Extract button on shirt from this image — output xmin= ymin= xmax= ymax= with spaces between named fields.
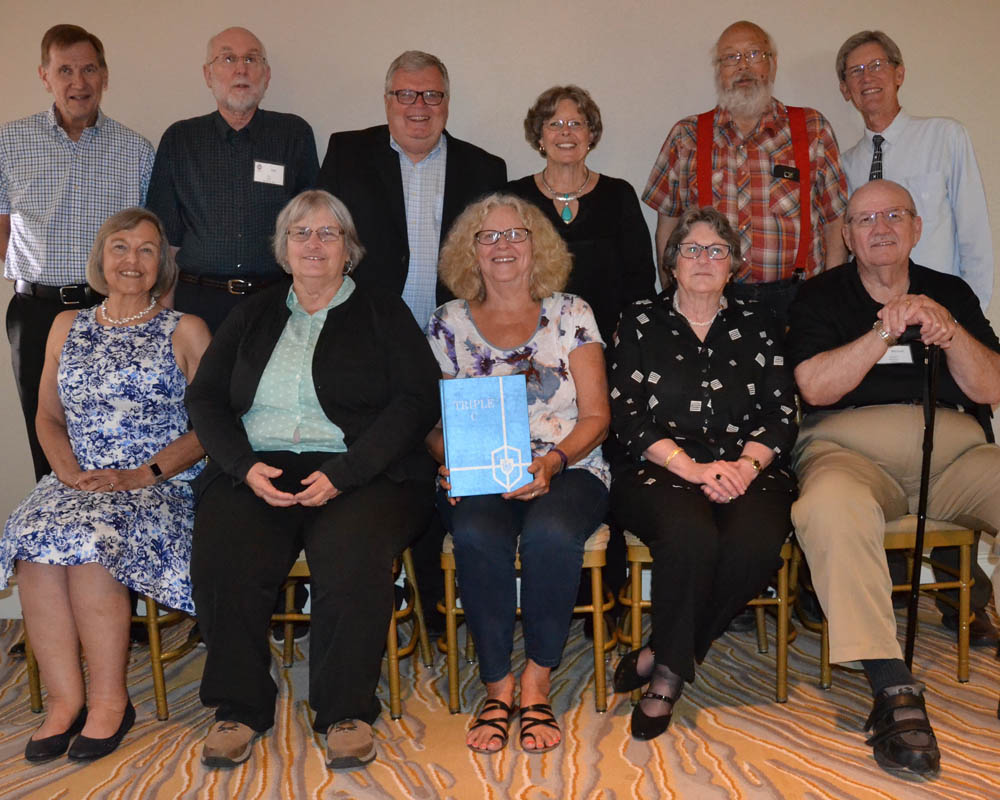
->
xmin=391 ymin=133 xmax=446 ymax=328
xmin=243 ymin=278 xmax=356 ymax=453
xmin=643 ymin=100 xmax=847 ymax=283
xmin=145 ymin=109 xmax=319 ymax=278
xmin=841 ymin=110 xmax=994 ymax=306
xmin=0 ymin=107 xmax=154 ymax=285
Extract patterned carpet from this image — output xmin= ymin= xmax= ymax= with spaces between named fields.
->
xmin=0 ymin=603 xmax=998 ymax=800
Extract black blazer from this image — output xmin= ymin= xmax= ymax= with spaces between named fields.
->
xmin=185 ymin=280 xmax=440 ymax=493
xmin=317 ymin=125 xmax=507 ymax=307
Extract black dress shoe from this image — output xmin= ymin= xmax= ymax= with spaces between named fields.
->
xmin=24 ymin=708 xmax=87 ymax=762
xmin=630 ymin=689 xmax=679 ymax=740
xmin=67 ymin=701 xmax=135 ymax=762
xmin=941 ymin=611 xmax=999 ymax=648
xmin=613 ymin=648 xmax=652 ymax=694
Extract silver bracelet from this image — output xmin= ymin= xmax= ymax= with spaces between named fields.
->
xmin=872 ymin=319 xmax=897 ymax=347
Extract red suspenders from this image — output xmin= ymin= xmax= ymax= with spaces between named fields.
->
xmin=696 ymin=106 xmax=812 ymax=274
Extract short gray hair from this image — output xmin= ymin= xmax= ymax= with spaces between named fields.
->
xmin=661 ymin=206 xmax=742 ymax=290
xmin=86 ymin=208 xmax=176 ymax=297
xmin=384 ymin=50 xmax=450 ymax=95
xmin=272 ymin=190 xmax=365 ymax=273
xmin=835 ymin=30 xmax=903 ymax=82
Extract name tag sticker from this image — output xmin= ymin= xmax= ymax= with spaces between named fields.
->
xmin=254 ymin=161 xmax=285 ymax=186
xmin=877 ymin=345 xmax=914 ymax=365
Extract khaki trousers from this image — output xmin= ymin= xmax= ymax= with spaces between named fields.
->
xmin=791 ymin=405 xmax=1000 ymax=664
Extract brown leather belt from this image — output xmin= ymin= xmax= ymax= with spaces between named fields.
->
xmin=177 ymin=272 xmax=284 ymax=296
xmin=13 ymin=280 xmax=99 ymax=306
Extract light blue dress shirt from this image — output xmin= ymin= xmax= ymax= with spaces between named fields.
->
xmin=243 ymin=278 xmax=356 ymax=452
xmin=842 ymin=110 xmax=994 ymax=306
xmin=390 ymin=132 xmax=447 ymax=329
xmin=0 ymin=106 xmax=155 ymax=285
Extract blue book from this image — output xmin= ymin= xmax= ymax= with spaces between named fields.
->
xmin=440 ymin=374 xmax=533 ymax=497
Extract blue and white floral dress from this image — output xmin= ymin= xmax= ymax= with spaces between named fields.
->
xmin=0 ymin=308 xmax=203 ymax=612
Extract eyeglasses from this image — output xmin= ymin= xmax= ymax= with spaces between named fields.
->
xmin=474 ymin=228 xmax=531 ymax=245
xmin=545 ymin=119 xmax=588 ymax=131
xmin=844 ymin=58 xmax=891 ymax=82
xmin=677 ymin=243 xmax=732 ymax=260
xmin=286 ymin=227 xmax=343 ymax=243
xmin=717 ymin=49 xmax=771 ymax=68
xmin=208 ymin=53 xmax=267 ymax=69
xmin=386 ymin=89 xmax=446 ymax=106
xmin=847 ymin=208 xmax=917 ymax=227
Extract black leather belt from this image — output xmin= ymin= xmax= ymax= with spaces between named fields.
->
xmin=177 ymin=272 xmax=284 ymax=296
xmin=13 ymin=280 xmax=99 ymax=306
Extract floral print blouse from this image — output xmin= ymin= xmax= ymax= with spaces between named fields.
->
xmin=427 ymin=292 xmax=610 ymax=487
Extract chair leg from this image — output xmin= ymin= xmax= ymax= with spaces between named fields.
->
xmin=958 ymin=543 xmax=970 ymax=682
xmin=401 ymin=548 xmax=432 ymax=667
xmin=754 ymin=606 xmax=768 ymax=654
xmin=24 ymin=633 xmax=43 ymax=714
xmin=820 ymin=617 xmax=832 ymax=690
xmin=590 ymin=566 xmax=607 ymax=712
xmin=629 ymin=560 xmax=643 ymax=704
xmin=386 ymin=603 xmax=402 ymax=720
xmin=141 ymin=596 xmax=170 ymax=721
xmin=775 ymin=554 xmax=789 ymax=703
xmin=444 ymin=563 xmax=460 ymax=714
xmin=282 ymin=581 xmax=295 ymax=669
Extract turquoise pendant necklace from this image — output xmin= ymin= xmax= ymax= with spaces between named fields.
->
xmin=540 ymin=167 xmax=590 ymax=224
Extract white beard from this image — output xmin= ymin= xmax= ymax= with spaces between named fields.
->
xmin=716 ymin=74 xmax=773 ymax=120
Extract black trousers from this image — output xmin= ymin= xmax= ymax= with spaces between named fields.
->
xmin=6 ymin=292 xmax=100 ymax=480
xmin=611 ymin=465 xmax=791 ymax=683
xmin=191 ymin=453 xmax=433 ymax=732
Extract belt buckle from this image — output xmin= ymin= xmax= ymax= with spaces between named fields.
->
xmin=227 ymin=278 xmax=251 ymax=295
xmin=58 ymin=285 xmax=83 ymax=306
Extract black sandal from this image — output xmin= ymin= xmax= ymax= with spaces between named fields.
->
xmin=630 ymin=688 xmax=680 ymax=740
xmin=864 ymin=687 xmax=940 ymax=775
xmin=519 ymin=702 xmax=561 ymax=753
xmin=467 ymin=698 xmax=517 ymax=754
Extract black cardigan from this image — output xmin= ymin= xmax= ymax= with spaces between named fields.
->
xmin=186 ymin=280 xmax=440 ymax=492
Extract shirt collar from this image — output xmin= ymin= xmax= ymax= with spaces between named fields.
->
xmin=865 ymin=108 xmax=909 ymax=146
xmin=388 ymin=130 xmax=447 ymax=163
xmin=212 ymin=108 xmax=263 ymax=142
xmin=285 ymin=275 xmax=356 ymax=316
xmin=46 ymin=104 xmax=106 ymax=136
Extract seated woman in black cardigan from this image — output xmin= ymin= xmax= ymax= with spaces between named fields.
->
xmin=186 ymin=190 xmax=439 ymax=772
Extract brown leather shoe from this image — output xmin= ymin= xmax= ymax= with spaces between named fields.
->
xmin=202 ymin=721 xmax=259 ymax=768
xmin=326 ymin=719 xmax=376 ymax=769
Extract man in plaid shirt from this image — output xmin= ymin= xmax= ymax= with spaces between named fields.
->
xmin=643 ymin=20 xmax=848 ymax=328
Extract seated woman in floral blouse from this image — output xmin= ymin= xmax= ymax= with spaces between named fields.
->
xmin=426 ymin=193 xmax=610 ymax=755
xmin=609 ymin=206 xmax=797 ymax=741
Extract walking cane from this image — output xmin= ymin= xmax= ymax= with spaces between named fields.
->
xmin=903 ymin=330 xmax=941 ymax=669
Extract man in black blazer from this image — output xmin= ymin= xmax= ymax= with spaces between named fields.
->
xmin=317 ymin=50 xmax=506 ymax=330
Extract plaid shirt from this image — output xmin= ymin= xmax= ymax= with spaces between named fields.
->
xmin=0 ymin=106 xmax=154 ymax=285
xmin=643 ymin=99 xmax=847 ymax=283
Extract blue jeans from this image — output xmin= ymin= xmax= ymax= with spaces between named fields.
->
xmin=439 ymin=469 xmax=608 ymax=683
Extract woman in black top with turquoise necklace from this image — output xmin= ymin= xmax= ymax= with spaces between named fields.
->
xmin=608 ymin=206 xmax=797 ymax=741
xmin=506 ymin=85 xmax=655 ymax=344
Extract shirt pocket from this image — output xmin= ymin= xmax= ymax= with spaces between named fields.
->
xmin=768 ymin=173 xmax=801 ymax=218
xmin=905 ymin=172 xmax=948 ymax=218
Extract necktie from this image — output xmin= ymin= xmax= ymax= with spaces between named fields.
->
xmin=869 ymin=134 xmax=885 ymax=181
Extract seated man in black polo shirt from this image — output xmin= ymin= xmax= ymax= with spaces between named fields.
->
xmin=146 ymin=26 xmax=318 ymax=332
xmin=787 ymin=180 xmax=1000 ymax=776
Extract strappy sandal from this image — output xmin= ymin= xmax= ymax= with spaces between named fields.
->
xmin=467 ymin=698 xmax=517 ymax=754
xmin=864 ymin=686 xmax=940 ymax=775
xmin=519 ymin=702 xmax=561 ymax=753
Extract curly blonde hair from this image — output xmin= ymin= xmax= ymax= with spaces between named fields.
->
xmin=438 ymin=193 xmax=572 ymax=302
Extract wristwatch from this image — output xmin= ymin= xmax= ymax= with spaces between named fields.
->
xmin=739 ymin=454 xmax=761 ymax=473
xmin=872 ymin=319 xmax=897 ymax=347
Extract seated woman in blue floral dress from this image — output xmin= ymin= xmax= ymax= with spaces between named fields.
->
xmin=0 ymin=208 xmax=211 ymax=763
xmin=426 ymin=193 xmax=610 ymax=755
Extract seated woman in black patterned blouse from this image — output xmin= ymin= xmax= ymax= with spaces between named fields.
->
xmin=608 ymin=206 xmax=797 ymax=741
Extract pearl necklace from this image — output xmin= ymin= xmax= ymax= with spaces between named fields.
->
xmin=673 ymin=293 xmax=722 ymax=327
xmin=100 ymin=297 xmax=157 ymax=326
xmin=540 ymin=167 xmax=590 ymax=223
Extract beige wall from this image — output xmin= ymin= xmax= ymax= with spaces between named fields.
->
xmin=1 ymin=0 xmax=998 ymax=520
